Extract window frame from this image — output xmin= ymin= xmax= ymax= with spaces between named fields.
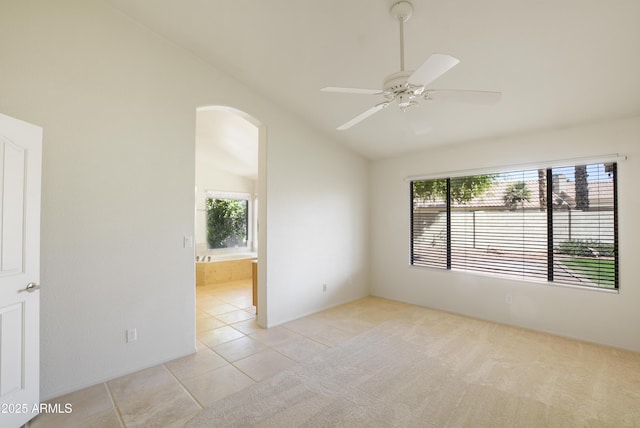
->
xmin=205 ymin=191 xmax=252 ymax=251
xmin=410 ymin=160 xmax=619 ymax=291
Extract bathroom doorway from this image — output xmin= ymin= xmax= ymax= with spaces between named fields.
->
xmin=194 ymin=106 xmax=265 ymax=327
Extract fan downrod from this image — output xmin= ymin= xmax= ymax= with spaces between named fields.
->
xmin=391 ymin=1 xmax=413 ymax=72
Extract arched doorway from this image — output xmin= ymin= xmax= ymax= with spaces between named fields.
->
xmin=194 ymin=106 xmax=267 ymax=327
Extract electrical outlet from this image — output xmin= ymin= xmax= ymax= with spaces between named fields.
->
xmin=505 ymin=294 xmax=513 ymax=304
xmin=322 ymin=283 xmax=327 ymax=292
xmin=126 ymin=328 xmax=137 ymax=343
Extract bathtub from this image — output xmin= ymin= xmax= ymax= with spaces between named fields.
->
xmin=198 ymin=252 xmax=257 ymax=262
xmin=196 ymin=253 xmax=257 ymax=286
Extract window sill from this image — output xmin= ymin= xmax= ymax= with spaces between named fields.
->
xmin=408 ymin=263 xmax=620 ymax=294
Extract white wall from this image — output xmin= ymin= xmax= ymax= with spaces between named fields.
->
xmin=264 ymin=119 xmax=370 ymax=326
xmin=0 ymin=0 xmax=369 ymax=399
xmin=371 ymin=116 xmax=640 ymax=352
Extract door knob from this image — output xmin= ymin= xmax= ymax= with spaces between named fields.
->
xmin=19 ymin=282 xmax=41 ymax=293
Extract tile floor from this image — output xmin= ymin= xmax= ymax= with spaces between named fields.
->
xmin=28 ymin=279 xmax=404 ymax=427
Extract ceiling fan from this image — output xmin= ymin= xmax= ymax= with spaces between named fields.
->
xmin=321 ymin=1 xmax=501 ymax=131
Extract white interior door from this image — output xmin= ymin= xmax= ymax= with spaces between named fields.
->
xmin=0 ymin=113 xmax=42 ymax=427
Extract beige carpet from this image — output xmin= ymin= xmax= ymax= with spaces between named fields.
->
xmin=187 ymin=309 xmax=640 ymax=427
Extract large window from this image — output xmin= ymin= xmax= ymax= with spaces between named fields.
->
xmin=206 ymin=192 xmax=249 ymax=249
xmin=411 ymin=162 xmax=618 ymax=289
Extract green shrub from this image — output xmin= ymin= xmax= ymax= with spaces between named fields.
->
xmin=556 ymin=239 xmax=614 ymax=257
xmin=207 ymin=198 xmax=248 ymax=249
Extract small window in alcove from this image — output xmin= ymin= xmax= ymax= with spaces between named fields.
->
xmin=206 ymin=192 xmax=250 ymax=249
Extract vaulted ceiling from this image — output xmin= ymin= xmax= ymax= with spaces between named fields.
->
xmin=196 ymin=108 xmax=259 ymax=181
xmin=106 ymin=0 xmax=640 ymax=160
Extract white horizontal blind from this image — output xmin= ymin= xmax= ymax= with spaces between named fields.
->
xmin=450 ymin=170 xmax=548 ymax=281
xmin=411 ymin=179 xmax=447 ymax=269
xmin=551 ymin=163 xmax=617 ymax=288
xmin=411 ymin=162 xmax=618 ymax=289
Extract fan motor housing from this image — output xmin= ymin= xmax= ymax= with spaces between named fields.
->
xmin=383 ymin=71 xmax=414 ymax=92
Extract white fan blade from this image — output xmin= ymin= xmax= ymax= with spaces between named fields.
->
xmin=426 ymin=89 xmax=502 ymax=105
xmin=321 ymin=87 xmax=382 ymax=95
xmin=337 ymin=102 xmax=389 ymax=130
xmin=408 ymin=54 xmax=459 ymax=86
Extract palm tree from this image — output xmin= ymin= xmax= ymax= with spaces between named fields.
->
xmin=537 ymin=169 xmax=546 ymax=211
xmin=504 ymin=181 xmax=532 ymax=211
xmin=575 ymin=165 xmax=589 ymax=211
